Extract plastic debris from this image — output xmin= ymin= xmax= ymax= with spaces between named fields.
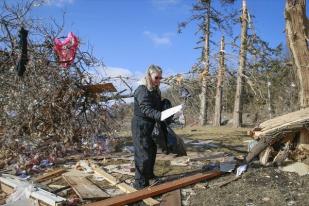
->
xmin=202 ymin=162 xmax=220 ymax=171
xmin=220 ymin=162 xmax=236 ymax=173
xmin=39 ymin=159 xmax=53 ymax=168
xmin=5 ymin=183 xmax=36 ymax=206
xmin=236 ymin=164 xmax=248 ymax=176
xmin=247 ymin=140 xmax=258 ymax=152
xmin=54 ymin=32 xmax=79 ymax=68
xmin=17 ymin=171 xmax=31 ymax=180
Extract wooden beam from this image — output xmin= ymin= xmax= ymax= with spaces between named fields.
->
xmin=259 ymin=146 xmax=272 ymax=166
xmin=35 ymin=169 xmax=67 ymax=183
xmin=41 ymin=176 xmax=63 ymax=186
xmin=85 ymin=171 xmax=221 ymax=206
xmin=62 ymin=175 xmax=109 ymax=200
xmin=0 ymin=182 xmax=14 ymax=194
xmin=88 ymin=161 xmax=159 ymax=206
xmin=160 ymin=189 xmax=181 ymax=206
xmin=82 ymin=83 xmax=117 ymax=93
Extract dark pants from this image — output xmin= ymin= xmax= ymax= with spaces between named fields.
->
xmin=132 ymin=116 xmax=157 ymax=189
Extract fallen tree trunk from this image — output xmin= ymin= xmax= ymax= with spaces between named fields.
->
xmin=258 ymin=108 xmax=309 ymax=133
xmin=247 ymin=108 xmax=309 ymax=163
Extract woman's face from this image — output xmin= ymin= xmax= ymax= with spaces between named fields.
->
xmin=150 ymin=72 xmax=162 ymax=87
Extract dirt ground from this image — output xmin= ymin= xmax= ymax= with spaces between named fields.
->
xmin=160 ymin=126 xmax=309 ymax=206
xmin=191 ymin=165 xmax=309 ymax=206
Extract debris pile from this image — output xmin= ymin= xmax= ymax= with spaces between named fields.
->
xmin=247 ymin=108 xmax=309 ymax=166
xmin=0 ymin=136 xmax=249 ymax=206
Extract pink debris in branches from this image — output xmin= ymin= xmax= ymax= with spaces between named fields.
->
xmin=54 ymin=32 xmax=79 ymax=68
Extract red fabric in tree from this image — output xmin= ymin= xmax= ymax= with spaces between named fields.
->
xmin=54 ymin=32 xmax=79 ymax=68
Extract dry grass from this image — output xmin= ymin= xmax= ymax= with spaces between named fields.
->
xmin=175 ymin=125 xmax=251 ymax=145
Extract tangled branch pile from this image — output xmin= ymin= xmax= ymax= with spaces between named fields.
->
xmin=0 ymin=1 xmax=121 ymax=167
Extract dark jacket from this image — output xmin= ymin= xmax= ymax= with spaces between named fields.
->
xmin=133 ymin=85 xmax=161 ymax=121
xmin=132 ymin=85 xmax=162 ymax=188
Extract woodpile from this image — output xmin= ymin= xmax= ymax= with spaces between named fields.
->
xmin=247 ymin=108 xmax=309 ymax=165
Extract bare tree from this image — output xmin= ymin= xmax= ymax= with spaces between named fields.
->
xmin=213 ymin=36 xmax=225 ymax=126
xmin=179 ymin=0 xmax=237 ymax=126
xmin=285 ymin=0 xmax=309 ymax=108
xmin=199 ymin=0 xmax=211 ymax=126
xmin=233 ymin=0 xmax=248 ymax=128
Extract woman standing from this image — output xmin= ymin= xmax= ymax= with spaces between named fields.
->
xmin=132 ymin=64 xmax=163 ymax=189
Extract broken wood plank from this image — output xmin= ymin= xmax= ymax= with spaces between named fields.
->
xmin=62 ymin=175 xmax=109 ymax=200
xmin=170 ymin=157 xmax=190 ymax=166
xmin=51 ymin=185 xmax=71 ymax=194
xmin=298 ymin=129 xmax=309 ymax=152
xmin=104 ymin=164 xmax=135 ymax=176
xmin=82 ymin=83 xmax=117 ymax=93
xmin=79 ymin=160 xmax=94 ymax=173
xmin=0 ymin=182 xmax=14 ymax=194
xmin=247 ymin=130 xmax=262 ymax=139
xmin=253 ymin=119 xmax=308 ymax=139
xmin=88 ymin=161 xmax=159 ymax=206
xmin=160 ymin=189 xmax=181 ymax=206
xmin=35 ymin=168 xmax=67 ymax=183
xmin=259 ymin=146 xmax=273 ymax=166
xmin=42 ymin=176 xmax=63 ymax=186
xmin=252 ymin=131 xmax=262 ymax=139
xmin=246 ymin=127 xmax=302 ymax=163
xmin=273 ymin=141 xmax=291 ymax=165
xmin=0 ymin=193 xmax=7 ymax=206
xmin=259 ymin=108 xmax=309 ymax=130
xmin=247 ymin=108 xmax=309 ymax=141
xmin=85 ymin=171 xmax=221 ymax=206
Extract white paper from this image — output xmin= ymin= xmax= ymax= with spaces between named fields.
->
xmin=161 ymin=104 xmax=183 ymax=121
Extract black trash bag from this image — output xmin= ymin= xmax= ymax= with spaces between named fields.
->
xmin=152 ymin=98 xmax=187 ymax=156
xmin=16 ymin=27 xmax=28 ymax=77
xmin=152 ymin=123 xmax=187 ymax=156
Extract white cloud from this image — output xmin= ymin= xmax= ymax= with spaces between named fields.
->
xmin=151 ymin=0 xmax=181 ymax=10
xmin=143 ymin=31 xmax=174 ymax=46
xmin=101 ymin=66 xmax=133 ymax=78
xmin=44 ymin=0 xmax=74 ymax=7
xmin=91 ymin=66 xmax=144 ymax=95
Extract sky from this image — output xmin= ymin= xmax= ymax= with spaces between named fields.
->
xmin=6 ymin=0 xmax=309 ymax=87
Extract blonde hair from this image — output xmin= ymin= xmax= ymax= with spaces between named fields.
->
xmin=141 ymin=64 xmax=163 ymax=91
xmin=147 ymin=64 xmax=162 ymax=76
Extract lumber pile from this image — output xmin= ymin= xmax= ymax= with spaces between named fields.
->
xmin=247 ymin=108 xmax=309 ymax=165
xmin=85 ymin=170 xmax=221 ymax=206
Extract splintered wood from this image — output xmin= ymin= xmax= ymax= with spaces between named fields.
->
xmin=85 ymin=161 xmax=160 ymax=206
xmin=82 ymin=83 xmax=117 ymax=93
xmin=249 ymin=108 xmax=309 ymax=140
xmin=62 ymin=175 xmax=109 ymax=200
xmin=247 ymin=108 xmax=309 ymax=164
xmin=160 ymin=189 xmax=181 ymax=206
xmin=35 ymin=169 xmax=67 ymax=183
